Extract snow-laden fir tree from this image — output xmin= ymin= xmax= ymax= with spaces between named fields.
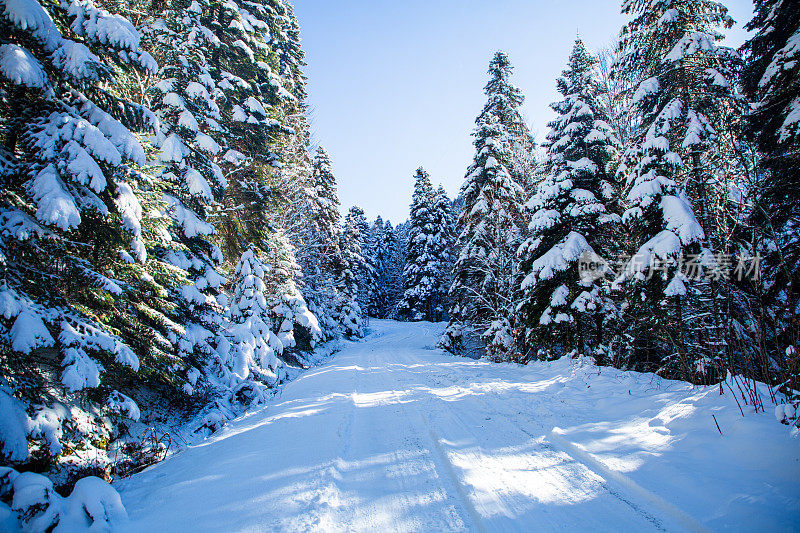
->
xmin=740 ymin=0 xmax=800 ymax=370
xmin=200 ymin=230 xmax=320 ymax=431
xmin=518 ymin=38 xmax=620 ymax=361
xmin=430 ymin=185 xmax=456 ymax=321
xmin=479 ymin=51 xmax=538 ymax=194
xmin=374 ymin=220 xmax=405 ymax=317
xmin=294 ymin=146 xmax=344 ymax=339
xmin=336 ymin=207 xmax=367 ymax=338
xmin=742 ymin=1 xmax=800 ymax=196
xmin=441 ymin=53 xmax=530 ymax=359
xmin=143 ymin=0 xmax=233 ymax=385
xmin=612 ymin=0 xmax=741 ymax=379
xmin=398 ymin=168 xmax=438 ymax=321
xmin=197 ymin=0 xmax=291 ymax=262
xmin=346 ymin=205 xmax=375 ymax=316
xmin=259 ymin=230 xmax=322 ymax=353
xmin=441 ymin=113 xmax=526 ymax=360
xmin=228 ymin=245 xmax=287 ymax=399
xmin=0 ymin=0 xmax=174 ymax=465
xmin=367 ymin=216 xmax=397 ymax=318
xmin=392 ymin=221 xmax=410 ymax=310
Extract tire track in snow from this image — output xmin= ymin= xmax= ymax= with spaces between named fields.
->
xmin=417 ymin=411 xmax=488 ymax=533
xmin=380 ymin=347 xmax=488 ymax=533
xmin=547 ymin=428 xmax=712 ymax=533
xmin=411 ymin=350 xmax=709 ymax=532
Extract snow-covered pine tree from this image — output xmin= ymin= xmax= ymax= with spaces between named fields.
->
xmin=0 ymin=0 xmax=179 ymax=466
xmin=518 ymin=38 xmax=620 ymax=361
xmin=389 ymin=221 xmax=409 ymax=316
xmin=296 ymin=146 xmax=344 ymax=340
xmin=613 ymin=0 xmax=741 ymax=380
xmin=268 ymin=1 xmax=316 ymax=259
xmin=367 ymin=216 xmax=393 ymax=318
xmin=441 ymin=52 xmax=529 ymax=359
xmin=430 ymin=185 xmax=456 ymax=322
xmin=346 ymin=205 xmax=374 ymax=315
xmin=337 ymin=208 xmax=367 ymax=338
xmin=143 ymin=0 xmax=234 ymax=389
xmin=479 ymin=51 xmax=538 ymax=195
xmin=441 ymin=113 xmax=526 ymax=359
xmin=197 ymin=0 xmax=291 ymax=262
xmin=259 ymin=230 xmax=322 ymax=354
xmin=228 ymin=245 xmax=286 ymax=401
xmin=270 ymin=1 xmax=307 ymax=104
xmin=740 ymin=0 xmax=800 ymax=367
xmin=399 ymin=168 xmax=438 ymax=321
xmin=741 ymin=1 xmax=800 ymax=205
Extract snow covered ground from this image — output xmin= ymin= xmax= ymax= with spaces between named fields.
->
xmin=116 ymin=320 xmax=799 ymax=532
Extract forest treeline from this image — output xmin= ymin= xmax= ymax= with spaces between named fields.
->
xmin=0 ymin=0 xmax=797 ymax=503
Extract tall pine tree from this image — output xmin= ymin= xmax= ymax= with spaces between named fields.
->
xmin=613 ymin=0 xmax=740 ymax=379
xmin=518 ymin=38 xmax=619 ymax=360
xmin=399 ymin=168 xmax=438 ymax=321
xmin=741 ymin=0 xmax=800 ymax=366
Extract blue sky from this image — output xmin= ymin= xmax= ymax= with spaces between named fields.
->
xmin=292 ymin=0 xmax=755 ymax=224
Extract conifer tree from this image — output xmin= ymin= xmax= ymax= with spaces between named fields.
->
xmin=399 ymin=168 xmax=438 ymax=321
xmin=144 ymin=0 xmax=231 ymax=373
xmin=441 ymin=113 xmax=526 ymax=359
xmin=740 ymin=0 xmax=800 ymax=363
xmin=0 ymin=0 xmax=185 ymax=463
xmin=613 ymin=0 xmax=740 ymax=378
xmin=229 ymin=245 xmax=286 ymax=392
xmin=294 ymin=146 xmax=343 ymax=339
xmin=430 ymin=185 xmax=456 ymax=321
xmin=367 ymin=216 xmax=396 ymax=318
xmin=347 ymin=205 xmax=375 ymax=315
xmin=518 ymin=38 xmax=619 ymax=360
xmin=390 ymin=221 xmax=409 ymax=316
xmin=196 ymin=0 xmax=291 ymax=262
xmin=741 ymin=1 xmax=800 ymax=203
xmin=478 ymin=52 xmax=537 ymax=194
xmin=337 ymin=208 xmax=367 ymax=338
xmin=441 ymin=53 xmax=529 ymax=359
xmin=260 ymin=230 xmax=322 ymax=352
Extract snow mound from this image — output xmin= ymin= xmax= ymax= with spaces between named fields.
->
xmin=0 ymin=467 xmax=127 ymax=531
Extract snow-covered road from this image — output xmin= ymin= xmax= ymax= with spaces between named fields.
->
xmin=116 ymin=320 xmax=799 ymax=532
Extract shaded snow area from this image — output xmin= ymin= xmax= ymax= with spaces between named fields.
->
xmin=115 ymin=321 xmax=798 ymax=532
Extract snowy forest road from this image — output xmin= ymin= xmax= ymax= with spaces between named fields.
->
xmin=116 ymin=320 xmax=795 ymax=532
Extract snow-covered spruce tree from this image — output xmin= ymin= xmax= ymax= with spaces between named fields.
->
xmin=196 ymin=0 xmax=291 ymax=263
xmin=479 ymin=51 xmax=537 ymax=195
xmin=226 ymin=236 xmax=320 ymax=408
xmin=347 ymin=205 xmax=374 ymax=316
xmin=227 ymin=245 xmax=286 ymax=404
xmin=612 ymin=0 xmax=741 ymax=380
xmin=260 ymin=230 xmax=322 ymax=354
xmin=430 ymin=185 xmax=456 ymax=321
xmin=518 ymin=38 xmax=620 ymax=361
xmin=398 ymin=167 xmax=437 ymax=321
xmin=441 ymin=53 xmax=530 ymax=359
xmin=294 ymin=146 xmax=344 ymax=340
xmin=740 ymin=0 xmax=800 ymax=376
xmin=441 ymin=113 xmax=526 ymax=360
xmin=367 ymin=216 xmax=393 ymax=318
xmin=142 ymin=0 xmax=234 ymax=392
xmin=387 ymin=221 xmax=408 ymax=318
xmin=391 ymin=221 xmax=410 ymax=316
xmin=268 ymin=1 xmax=316 ymax=254
xmin=336 ymin=207 xmax=367 ymax=338
xmin=0 ymin=0 xmax=180 ymax=469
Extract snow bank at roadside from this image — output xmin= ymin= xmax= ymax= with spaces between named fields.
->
xmin=471 ymin=354 xmax=800 ymax=531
